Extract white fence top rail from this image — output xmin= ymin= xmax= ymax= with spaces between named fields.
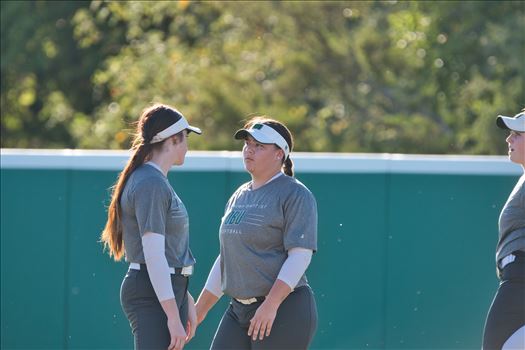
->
xmin=0 ymin=149 xmax=522 ymax=175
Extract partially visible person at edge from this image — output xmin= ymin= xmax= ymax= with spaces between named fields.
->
xmin=195 ymin=116 xmax=318 ymax=350
xmin=482 ymin=110 xmax=525 ymax=350
xmin=101 ymin=104 xmax=202 ymax=350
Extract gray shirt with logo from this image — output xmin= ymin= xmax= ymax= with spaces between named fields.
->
xmin=120 ymin=164 xmax=195 ymax=267
xmin=496 ymin=174 xmax=525 ymax=267
xmin=219 ymin=174 xmax=318 ymax=299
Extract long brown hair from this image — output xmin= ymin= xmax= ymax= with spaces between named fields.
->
xmin=243 ymin=116 xmax=295 ymax=176
xmin=101 ymin=104 xmax=184 ymax=260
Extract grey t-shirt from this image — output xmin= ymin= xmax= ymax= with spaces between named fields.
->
xmin=120 ymin=164 xmax=195 ymax=267
xmin=219 ymin=174 xmax=318 ymax=299
xmin=496 ymin=174 xmax=525 ymax=266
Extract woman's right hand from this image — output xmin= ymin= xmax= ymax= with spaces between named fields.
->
xmin=160 ymin=298 xmax=187 ymax=350
xmin=195 ymin=289 xmax=220 ymax=325
xmin=167 ymin=317 xmax=187 ymax=350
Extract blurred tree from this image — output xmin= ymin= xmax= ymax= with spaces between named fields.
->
xmin=1 ymin=0 xmax=523 ymax=154
xmin=1 ymin=1 xmax=97 ymax=148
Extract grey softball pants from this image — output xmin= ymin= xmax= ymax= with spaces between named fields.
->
xmin=210 ymin=285 xmax=318 ymax=350
xmin=120 ymin=268 xmax=189 ymax=350
xmin=483 ymin=252 xmax=525 ymax=350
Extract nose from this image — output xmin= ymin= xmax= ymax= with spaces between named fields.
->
xmin=506 ymin=134 xmax=513 ymax=144
xmin=243 ymin=143 xmax=254 ymax=155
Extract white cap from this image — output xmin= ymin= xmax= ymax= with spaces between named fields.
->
xmin=496 ymin=112 xmax=525 ymax=132
xmin=234 ymin=122 xmax=290 ymax=158
xmin=150 ymin=113 xmax=202 ymax=144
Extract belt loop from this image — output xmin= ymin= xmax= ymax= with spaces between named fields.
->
xmin=180 ymin=265 xmax=194 ymax=276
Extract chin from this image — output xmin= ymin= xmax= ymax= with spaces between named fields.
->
xmin=243 ymin=161 xmax=253 ymax=172
xmin=509 ymin=154 xmax=524 ymax=165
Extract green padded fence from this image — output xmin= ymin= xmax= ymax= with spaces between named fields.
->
xmin=1 ymin=150 xmax=521 ymax=350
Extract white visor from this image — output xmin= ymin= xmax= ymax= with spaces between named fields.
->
xmin=496 ymin=112 xmax=525 ymax=133
xmin=234 ymin=123 xmax=290 ymax=158
xmin=150 ymin=115 xmax=202 ymax=144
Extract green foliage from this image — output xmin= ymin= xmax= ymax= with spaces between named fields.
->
xmin=1 ymin=0 xmax=523 ymax=154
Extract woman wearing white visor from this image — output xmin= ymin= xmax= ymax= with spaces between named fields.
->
xmin=483 ymin=110 xmax=525 ymax=350
xmin=101 ymin=103 xmax=201 ymax=350
xmin=196 ymin=117 xmax=318 ymax=349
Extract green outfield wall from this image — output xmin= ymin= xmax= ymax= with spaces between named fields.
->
xmin=1 ymin=149 xmax=522 ymax=350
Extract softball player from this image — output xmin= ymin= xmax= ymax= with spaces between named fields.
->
xmin=482 ymin=111 xmax=525 ymax=350
xmin=195 ymin=116 xmax=318 ymax=349
xmin=101 ymin=104 xmax=202 ymax=350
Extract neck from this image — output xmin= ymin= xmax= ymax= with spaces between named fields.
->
xmin=148 ymin=154 xmax=171 ymax=176
xmin=251 ymin=168 xmax=282 ymax=190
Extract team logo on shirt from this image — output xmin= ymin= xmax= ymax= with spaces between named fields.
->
xmin=222 ymin=207 xmax=265 ymax=228
xmin=223 ymin=210 xmax=246 ymax=225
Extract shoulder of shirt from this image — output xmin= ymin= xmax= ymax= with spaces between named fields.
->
xmin=233 ymin=181 xmax=252 ymax=194
xmin=226 ymin=182 xmax=248 ymax=201
xmin=130 ymin=166 xmax=169 ymax=190
xmin=277 ymin=174 xmax=314 ymax=196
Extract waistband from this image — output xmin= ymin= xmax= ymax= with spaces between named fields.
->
xmin=234 ymin=296 xmax=266 ymax=305
xmin=129 ymin=263 xmax=193 ymax=277
xmin=232 ymin=286 xmax=310 ymax=305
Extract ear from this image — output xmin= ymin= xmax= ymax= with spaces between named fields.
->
xmin=275 ymin=148 xmax=284 ymax=161
xmin=170 ymin=133 xmax=184 ymax=145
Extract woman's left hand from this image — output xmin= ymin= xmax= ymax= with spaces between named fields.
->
xmin=248 ymin=299 xmax=279 ymax=341
xmin=185 ymin=293 xmax=198 ymax=343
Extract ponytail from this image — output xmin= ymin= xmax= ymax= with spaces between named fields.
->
xmin=101 ymin=103 xmax=188 ymax=260
xmin=101 ymin=143 xmax=151 ymax=260
xmin=282 ymin=156 xmax=294 ymax=177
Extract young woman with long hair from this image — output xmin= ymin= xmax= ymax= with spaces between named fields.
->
xmin=101 ymin=103 xmax=202 ymax=350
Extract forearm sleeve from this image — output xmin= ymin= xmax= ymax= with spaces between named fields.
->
xmin=204 ymin=255 xmax=223 ymax=298
xmin=277 ymin=247 xmax=313 ymax=290
xmin=142 ymin=232 xmax=175 ymax=302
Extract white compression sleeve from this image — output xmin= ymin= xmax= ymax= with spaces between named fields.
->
xmin=142 ymin=232 xmax=175 ymax=302
xmin=277 ymin=247 xmax=313 ymax=290
xmin=204 ymin=255 xmax=224 ymax=298
xmin=502 ymin=325 xmax=525 ymax=350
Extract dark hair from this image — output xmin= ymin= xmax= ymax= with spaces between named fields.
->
xmin=243 ymin=116 xmax=295 ymax=176
xmin=101 ymin=104 xmax=184 ymax=260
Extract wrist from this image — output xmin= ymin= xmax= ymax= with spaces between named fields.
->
xmin=160 ymin=298 xmax=181 ymax=321
xmin=187 ymin=291 xmax=195 ymax=303
xmin=167 ymin=316 xmax=183 ymax=328
xmin=263 ymin=296 xmax=282 ymax=309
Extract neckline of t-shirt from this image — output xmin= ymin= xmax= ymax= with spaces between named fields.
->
xmin=248 ymin=172 xmax=284 ymax=191
xmin=144 ymin=161 xmax=165 ymax=176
